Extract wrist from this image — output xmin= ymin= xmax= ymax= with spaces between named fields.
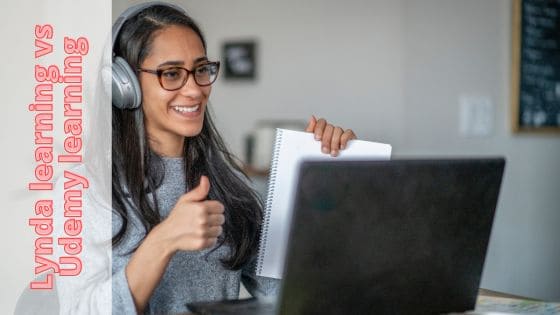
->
xmin=125 ymin=221 xmax=175 ymax=314
xmin=144 ymin=222 xmax=176 ymax=260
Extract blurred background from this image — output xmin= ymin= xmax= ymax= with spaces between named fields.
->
xmin=112 ymin=0 xmax=560 ymax=301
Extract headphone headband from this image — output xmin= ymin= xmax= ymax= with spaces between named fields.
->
xmin=112 ymin=1 xmax=186 ymax=52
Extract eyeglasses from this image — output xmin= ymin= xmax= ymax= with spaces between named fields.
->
xmin=138 ymin=61 xmax=220 ymax=90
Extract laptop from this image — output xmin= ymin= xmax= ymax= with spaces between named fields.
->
xmin=187 ymin=158 xmax=505 ymax=315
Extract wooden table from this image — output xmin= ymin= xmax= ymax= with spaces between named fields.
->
xmin=475 ymin=288 xmax=559 ymax=314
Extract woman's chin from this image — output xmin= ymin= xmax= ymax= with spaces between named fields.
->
xmin=179 ymin=125 xmax=204 ymax=138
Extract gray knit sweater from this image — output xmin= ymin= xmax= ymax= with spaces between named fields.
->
xmin=112 ymin=157 xmax=278 ymax=314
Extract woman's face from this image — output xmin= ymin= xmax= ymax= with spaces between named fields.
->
xmin=139 ymin=25 xmax=211 ymax=156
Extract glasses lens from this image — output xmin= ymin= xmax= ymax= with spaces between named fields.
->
xmin=194 ymin=63 xmax=219 ymax=86
xmin=160 ymin=68 xmax=187 ymax=90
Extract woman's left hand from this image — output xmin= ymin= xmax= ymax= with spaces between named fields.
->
xmin=305 ymin=115 xmax=357 ymax=157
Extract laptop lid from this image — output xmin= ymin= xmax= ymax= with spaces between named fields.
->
xmin=278 ymin=158 xmax=505 ymax=315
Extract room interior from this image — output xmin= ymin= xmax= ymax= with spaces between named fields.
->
xmin=111 ymin=0 xmax=560 ymax=302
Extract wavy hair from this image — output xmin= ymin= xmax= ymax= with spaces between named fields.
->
xmin=112 ymin=4 xmax=263 ymax=270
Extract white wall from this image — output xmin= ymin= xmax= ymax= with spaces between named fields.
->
xmin=400 ymin=0 xmax=560 ymax=301
xmin=113 ymin=0 xmax=560 ymax=300
xmin=114 ymin=0 xmax=407 ymax=152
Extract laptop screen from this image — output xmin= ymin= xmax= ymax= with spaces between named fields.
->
xmin=279 ymin=159 xmax=505 ymax=314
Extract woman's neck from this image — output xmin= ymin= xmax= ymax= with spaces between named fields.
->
xmin=148 ymin=136 xmax=184 ymax=157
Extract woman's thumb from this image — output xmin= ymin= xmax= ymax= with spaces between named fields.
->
xmin=183 ymin=175 xmax=210 ymax=202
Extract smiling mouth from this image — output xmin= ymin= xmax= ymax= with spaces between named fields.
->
xmin=172 ymin=105 xmax=200 ymax=113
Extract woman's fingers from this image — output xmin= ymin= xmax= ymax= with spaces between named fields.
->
xmin=314 ymin=118 xmax=327 ymax=140
xmin=330 ymin=127 xmax=344 ymax=156
xmin=165 ymin=189 xmax=226 ymax=251
xmin=207 ymin=213 xmax=225 ymax=226
xmin=321 ymin=124 xmax=334 ymax=154
xmin=306 ymin=116 xmax=358 ymax=155
xmin=203 ymin=225 xmax=223 ymax=238
xmin=340 ymin=129 xmax=357 ymax=150
xmin=305 ymin=115 xmax=317 ymax=132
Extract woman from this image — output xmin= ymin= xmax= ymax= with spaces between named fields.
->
xmin=111 ymin=3 xmax=357 ymax=314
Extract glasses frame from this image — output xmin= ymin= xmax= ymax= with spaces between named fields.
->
xmin=137 ymin=61 xmax=220 ymax=91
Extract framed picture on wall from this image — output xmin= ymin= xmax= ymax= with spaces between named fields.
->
xmin=222 ymin=40 xmax=257 ymax=80
xmin=511 ymin=0 xmax=560 ymax=133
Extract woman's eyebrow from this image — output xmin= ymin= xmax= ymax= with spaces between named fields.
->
xmin=157 ymin=60 xmax=184 ymax=67
xmin=157 ymin=57 xmax=208 ymax=68
xmin=193 ymin=56 xmax=208 ymax=64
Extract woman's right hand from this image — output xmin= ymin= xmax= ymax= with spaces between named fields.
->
xmin=126 ymin=176 xmax=224 ymax=313
xmin=156 ymin=175 xmax=225 ymax=253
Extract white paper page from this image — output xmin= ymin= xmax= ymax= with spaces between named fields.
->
xmin=257 ymin=128 xmax=392 ymax=278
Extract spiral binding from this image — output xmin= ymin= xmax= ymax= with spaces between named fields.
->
xmin=256 ymin=128 xmax=284 ymax=275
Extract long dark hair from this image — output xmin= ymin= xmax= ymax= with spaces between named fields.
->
xmin=112 ymin=4 xmax=263 ymax=270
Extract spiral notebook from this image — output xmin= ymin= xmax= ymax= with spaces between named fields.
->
xmin=256 ymin=128 xmax=392 ymax=279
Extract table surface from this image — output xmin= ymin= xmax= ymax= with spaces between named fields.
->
xmin=475 ymin=289 xmax=560 ymax=314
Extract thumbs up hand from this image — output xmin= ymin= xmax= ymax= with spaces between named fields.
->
xmin=156 ymin=176 xmax=225 ymax=252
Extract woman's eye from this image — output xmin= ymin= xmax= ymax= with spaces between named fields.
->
xmin=162 ymin=69 xmax=182 ymax=80
xmin=195 ymin=66 xmax=210 ymax=75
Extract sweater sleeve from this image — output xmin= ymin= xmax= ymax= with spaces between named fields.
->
xmin=112 ymin=266 xmax=138 ymax=314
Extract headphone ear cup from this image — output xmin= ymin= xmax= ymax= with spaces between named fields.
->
xmin=112 ymin=56 xmax=142 ymax=109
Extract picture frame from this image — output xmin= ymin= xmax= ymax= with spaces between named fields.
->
xmin=222 ymin=40 xmax=257 ymax=80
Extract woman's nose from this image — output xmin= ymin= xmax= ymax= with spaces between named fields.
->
xmin=178 ymin=73 xmax=203 ymax=98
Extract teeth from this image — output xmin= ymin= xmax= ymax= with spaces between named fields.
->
xmin=173 ymin=105 xmax=199 ymax=113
